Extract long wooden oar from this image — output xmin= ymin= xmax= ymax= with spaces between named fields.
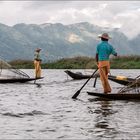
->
xmin=72 ymin=69 xmax=98 ymax=99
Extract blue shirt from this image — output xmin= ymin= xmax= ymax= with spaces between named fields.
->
xmin=96 ymin=41 xmax=117 ymax=61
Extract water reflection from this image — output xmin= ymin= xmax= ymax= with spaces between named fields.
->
xmin=88 ymin=99 xmax=118 ymax=138
xmin=35 ymin=83 xmax=42 ymax=88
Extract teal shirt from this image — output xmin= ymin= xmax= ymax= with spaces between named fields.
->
xmin=96 ymin=41 xmax=117 ymax=61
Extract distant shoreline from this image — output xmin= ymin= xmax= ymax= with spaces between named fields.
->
xmin=9 ymin=55 xmax=140 ymax=69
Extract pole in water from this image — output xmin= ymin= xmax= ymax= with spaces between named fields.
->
xmin=72 ymin=69 xmax=98 ymax=99
xmin=93 ymin=77 xmax=98 ymax=87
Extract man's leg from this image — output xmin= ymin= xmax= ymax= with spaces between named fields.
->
xmin=99 ymin=67 xmax=111 ymax=93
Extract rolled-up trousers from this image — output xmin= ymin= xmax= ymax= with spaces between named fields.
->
xmin=34 ymin=60 xmax=41 ymax=78
xmin=98 ymin=61 xmax=111 ymax=93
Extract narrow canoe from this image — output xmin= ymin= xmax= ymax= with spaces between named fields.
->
xmin=65 ymin=70 xmax=135 ymax=85
xmin=0 ymin=77 xmax=43 ymax=83
xmin=65 ymin=70 xmax=93 ymax=79
xmin=87 ymin=91 xmax=140 ymax=100
xmin=108 ymin=75 xmax=134 ymax=85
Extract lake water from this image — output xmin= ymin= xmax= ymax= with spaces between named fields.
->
xmin=0 ymin=69 xmax=140 ymax=139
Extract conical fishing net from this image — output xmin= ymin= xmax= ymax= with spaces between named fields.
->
xmin=0 ymin=57 xmax=30 ymax=79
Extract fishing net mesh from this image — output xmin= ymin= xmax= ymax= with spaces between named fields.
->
xmin=0 ymin=58 xmax=30 ymax=79
xmin=118 ymin=75 xmax=140 ymax=94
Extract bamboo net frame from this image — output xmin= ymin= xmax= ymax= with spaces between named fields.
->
xmin=0 ymin=57 xmax=30 ymax=79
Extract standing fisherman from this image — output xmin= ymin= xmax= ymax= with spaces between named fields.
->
xmin=96 ymin=33 xmax=117 ymax=93
xmin=34 ymin=48 xmax=42 ymax=78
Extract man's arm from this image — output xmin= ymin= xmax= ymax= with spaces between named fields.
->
xmin=111 ymin=45 xmax=117 ymax=56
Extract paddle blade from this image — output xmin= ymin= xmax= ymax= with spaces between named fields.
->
xmin=72 ymin=90 xmax=80 ymax=99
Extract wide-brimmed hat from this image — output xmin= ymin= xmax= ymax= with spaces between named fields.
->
xmin=98 ymin=33 xmax=111 ymax=40
xmin=35 ymin=48 xmax=41 ymax=52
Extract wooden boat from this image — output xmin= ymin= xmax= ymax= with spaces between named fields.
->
xmin=65 ymin=70 xmax=95 ymax=79
xmin=65 ymin=70 xmax=135 ymax=85
xmin=87 ymin=91 xmax=140 ymax=100
xmin=108 ymin=75 xmax=134 ymax=85
xmin=0 ymin=77 xmax=43 ymax=83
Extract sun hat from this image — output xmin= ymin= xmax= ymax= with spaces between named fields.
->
xmin=98 ymin=33 xmax=111 ymax=40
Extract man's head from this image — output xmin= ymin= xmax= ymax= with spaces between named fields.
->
xmin=98 ymin=33 xmax=111 ymax=41
xmin=35 ymin=48 xmax=41 ymax=52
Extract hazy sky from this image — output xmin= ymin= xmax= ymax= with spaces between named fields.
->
xmin=0 ymin=1 xmax=140 ymax=38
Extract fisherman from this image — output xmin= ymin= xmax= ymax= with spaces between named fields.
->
xmin=34 ymin=48 xmax=42 ymax=78
xmin=96 ymin=33 xmax=117 ymax=93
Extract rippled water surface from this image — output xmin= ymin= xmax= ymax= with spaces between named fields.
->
xmin=0 ymin=69 xmax=140 ymax=139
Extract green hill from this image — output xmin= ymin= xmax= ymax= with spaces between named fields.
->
xmin=9 ymin=55 xmax=140 ymax=69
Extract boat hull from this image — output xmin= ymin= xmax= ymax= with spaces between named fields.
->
xmin=0 ymin=77 xmax=43 ymax=83
xmin=108 ymin=75 xmax=134 ymax=85
xmin=65 ymin=70 xmax=92 ymax=79
xmin=65 ymin=70 xmax=135 ymax=85
xmin=87 ymin=91 xmax=140 ymax=100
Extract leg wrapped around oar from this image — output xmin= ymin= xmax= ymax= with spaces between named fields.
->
xmin=99 ymin=66 xmax=111 ymax=93
xmin=34 ymin=60 xmax=41 ymax=78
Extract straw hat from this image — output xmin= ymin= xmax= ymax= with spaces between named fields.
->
xmin=98 ymin=33 xmax=111 ymax=40
xmin=35 ymin=48 xmax=41 ymax=52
